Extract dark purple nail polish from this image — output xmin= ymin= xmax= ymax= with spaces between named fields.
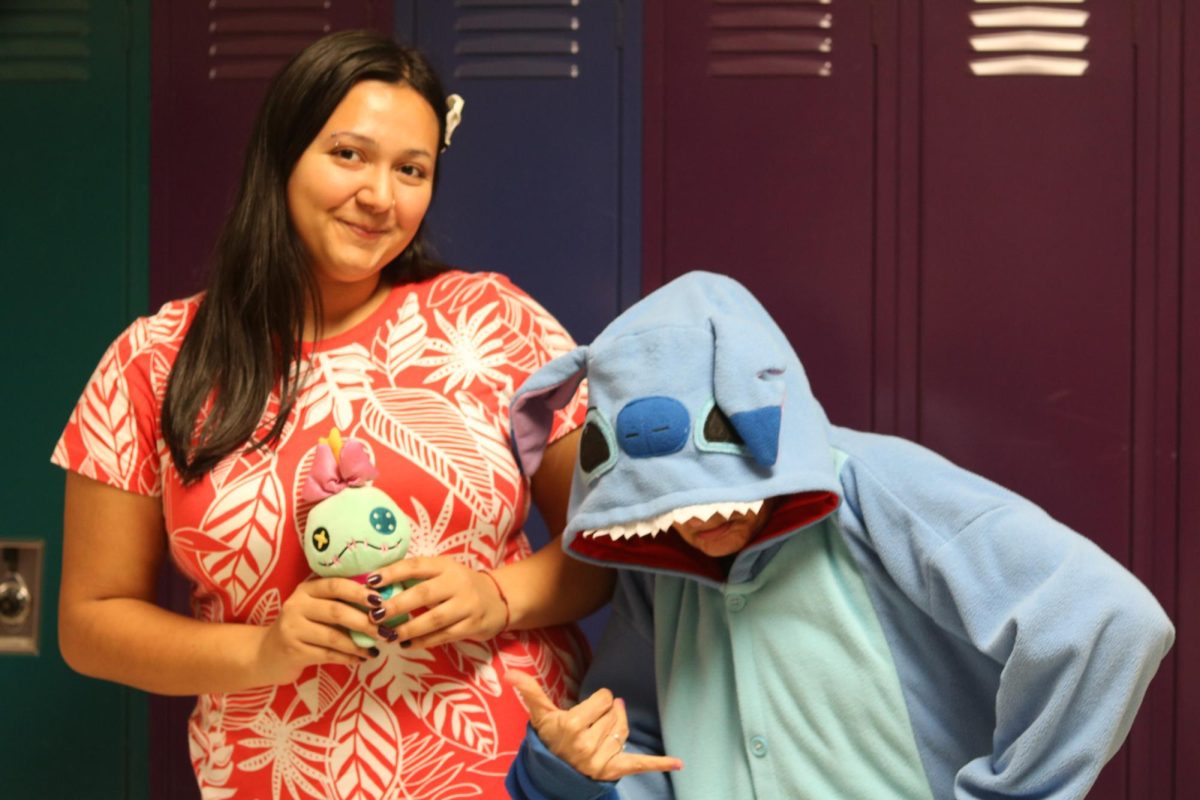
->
xmin=379 ymin=625 xmax=399 ymax=641
xmin=366 ymin=574 xmax=382 ymax=587
xmin=370 ymin=607 xmax=386 ymax=622
xmin=367 ymin=594 xmax=383 ymax=607
xmin=368 ymin=647 xmax=381 ymax=658
xmin=400 ymin=639 xmax=412 ymax=648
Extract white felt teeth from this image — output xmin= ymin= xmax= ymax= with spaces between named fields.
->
xmin=582 ymin=499 xmax=765 ymax=540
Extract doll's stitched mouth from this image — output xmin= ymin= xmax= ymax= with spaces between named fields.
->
xmin=315 ymin=538 xmax=406 ymax=568
xmin=581 ymin=499 xmax=764 ymax=540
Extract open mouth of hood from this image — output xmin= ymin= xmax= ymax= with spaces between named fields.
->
xmin=581 ymin=499 xmax=765 ymax=540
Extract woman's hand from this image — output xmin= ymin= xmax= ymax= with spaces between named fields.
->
xmin=372 ymin=556 xmax=508 ymax=649
xmin=507 ymin=672 xmax=683 ymax=782
xmin=252 ymin=577 xmax=385 ymax=685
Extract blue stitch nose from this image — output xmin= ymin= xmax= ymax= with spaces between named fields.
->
xmin=616 ymin=396 xmax=690 ymax=458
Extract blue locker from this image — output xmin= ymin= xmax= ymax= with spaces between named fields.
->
xmin=396 ymin=0 xmax=641 ymax=346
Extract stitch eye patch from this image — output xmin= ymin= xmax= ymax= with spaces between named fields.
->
xmin=579 ymin=408 xmax=618 ymax=479
xmin=695 ymin=398 xmax=751 ymax=456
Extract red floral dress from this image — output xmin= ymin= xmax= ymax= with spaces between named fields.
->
xmin=53 ymin=271 xmax=590 ymax=800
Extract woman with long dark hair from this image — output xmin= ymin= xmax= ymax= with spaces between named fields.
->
xmin=54 ymin=30 xmax=610 ymax=799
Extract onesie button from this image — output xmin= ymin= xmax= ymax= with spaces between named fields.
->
xmin=749 ymin=736 xmax=768 ymax=757
xmin=726 ymin=593 xmax=746 ymax=612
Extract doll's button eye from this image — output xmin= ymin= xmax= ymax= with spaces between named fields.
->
xmin=312 ymin=527 xmax=330 ymax=552
xmin=370 ymin=507 xmax=397 ymax=534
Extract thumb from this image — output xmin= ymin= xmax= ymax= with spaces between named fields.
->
xmin=505 ymin=671 xmax=561 ymax=723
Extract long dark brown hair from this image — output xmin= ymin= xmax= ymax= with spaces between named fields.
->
xmin=163 ymin=30 xmax=451 ymax=482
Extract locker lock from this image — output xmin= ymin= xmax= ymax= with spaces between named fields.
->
xmin=0 ymin=548 xmax=31 ymax=627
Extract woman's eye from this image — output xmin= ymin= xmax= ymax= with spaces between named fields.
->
xmin=397 ymin=164 xmax=426 ymax=180
xmin=334 ymin=148 xmax=361 ymax=162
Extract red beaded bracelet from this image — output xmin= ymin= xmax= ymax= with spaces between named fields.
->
xmin=480 ymin=570 xmax=510 ymax=633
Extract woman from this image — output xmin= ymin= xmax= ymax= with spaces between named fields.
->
xmin=54 ymin=30 xmax=611 ymax=799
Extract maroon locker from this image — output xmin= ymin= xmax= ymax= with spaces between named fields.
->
xmin=1178 ymin=0 xmax=1199 ymax=794
xmin=644 ymin=1 xmax=1180 ymax=797
xmin=644 ymin=0 xmax=878 ymax=430
xmin=148 ymin=3 xmax=391 ymax=796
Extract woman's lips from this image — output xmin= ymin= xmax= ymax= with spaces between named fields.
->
xmin=340 ymin=219 xmax=390 ymax=239
xmin=692 ymin=521 xmax=736 ymax=540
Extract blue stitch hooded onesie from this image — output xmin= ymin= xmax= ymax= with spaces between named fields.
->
xmin=505 ymin=271 xmax=1174 ymax=800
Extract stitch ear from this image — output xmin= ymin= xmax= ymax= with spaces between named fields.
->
xmin=710 ymin=313 xmax=787 ymax=467
xmin=510 ymin=346 xmax=589 ymax=475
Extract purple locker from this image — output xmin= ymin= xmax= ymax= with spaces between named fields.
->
xmin=1178 ymin=0 xmax=1199 ymax=792
xmin=644 ymin=0 xmax=878 ymax=431
xmin=644 ymin=1 xmax=1180 ymax=797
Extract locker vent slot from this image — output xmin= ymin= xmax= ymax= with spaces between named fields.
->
xmin=453 ymin=0 xmax=580 ymax=79
xmin=208 ymin=0 xmax=333 ymax=81
xmin=969 ymin=1 xmax=1090 ymax=77
xmin=708 ymin=0 xmax=833 ymax=78
xmin=0 ymin=0 xmax=91 ymax=82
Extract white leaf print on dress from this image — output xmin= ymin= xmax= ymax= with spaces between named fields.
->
xmin=455 ymin=390 xmax=520 ymax=497
xmin=363 ymin=388 xmax=501 ymax=521
xmin=362 ymin=646 xmax=436 ymax=713
xmin=375 ymin=291 xmax=428 ymax=381
xmin=296 ymin=662 xmax=358 ymax=720
xmin=419 ymin=678 xmax=499 ymax=756
xmin=492 ymin=278 xmax=577 ymax=373
xmin=239 ymin=705 xmax=337 ymax=800
xmin=125 ymin=299 xmax=191 ymax=360
xmin=328 ymin=687 xmax=402 ymax=800
xmin=407 ymin=495 xmax=501 ymax=569
xmin=498 ymin=628 xmax=586 ymax=709
xmin=175 ymin=465 xmax=284 ymax=614
xmin=415 ymin=303 xmax=513 ymax=394
xmin=79 ymin=350 xmax=138 ymax=484
xmin=393 ymin=730 xmax=471 ymax=800
xmin=190 ymin=704 xmax=237 ymax=800
xmin=298 ymin=344 xmax=374 ymax=431
xmin=446 ymin=639 xmax=503 ymax=697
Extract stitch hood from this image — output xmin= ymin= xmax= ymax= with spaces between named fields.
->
xmin=511 ymin=271 xmax=840 ymax=583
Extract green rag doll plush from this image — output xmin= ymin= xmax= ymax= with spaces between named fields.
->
xmin=301 ymin=428 xmax=416 ymax=648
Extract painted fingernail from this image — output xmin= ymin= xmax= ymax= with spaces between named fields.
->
xmin=367 ymin=593 xmax=383 ymax=607
xmin=368 ymin=647 xmax=381 ymax=658
xmin=366 ymin=574 xmax=383 ymax=587
xmin=378 ymin=625 xmax=399 ymax=642
xmin=673 ymin=760 xmax=684 ymax=771
xmin=400 ymin=639 xmax=412 ymax=648
xmin=370 ymin=607 xmax=387 ymax=622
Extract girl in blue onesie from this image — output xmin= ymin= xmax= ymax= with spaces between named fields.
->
xmin=503 ymin=271 xmax=1174 ymax=800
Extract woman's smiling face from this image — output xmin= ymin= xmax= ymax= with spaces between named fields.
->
xmin=286 ymin=79 xmax=440 ymax=292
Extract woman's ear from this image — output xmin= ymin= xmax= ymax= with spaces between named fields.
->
xmin=510 ymin=346 xmax=589 ymax=475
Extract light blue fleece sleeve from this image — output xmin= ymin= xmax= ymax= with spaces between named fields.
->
xmin=833 ymin=429 xmax=1175 ymax=799
xmin=506 ymin=571 xmax=672 ymax=800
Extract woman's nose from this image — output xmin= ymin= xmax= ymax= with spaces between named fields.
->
xmin=356 ymin=170 xmax=395 ymax=213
